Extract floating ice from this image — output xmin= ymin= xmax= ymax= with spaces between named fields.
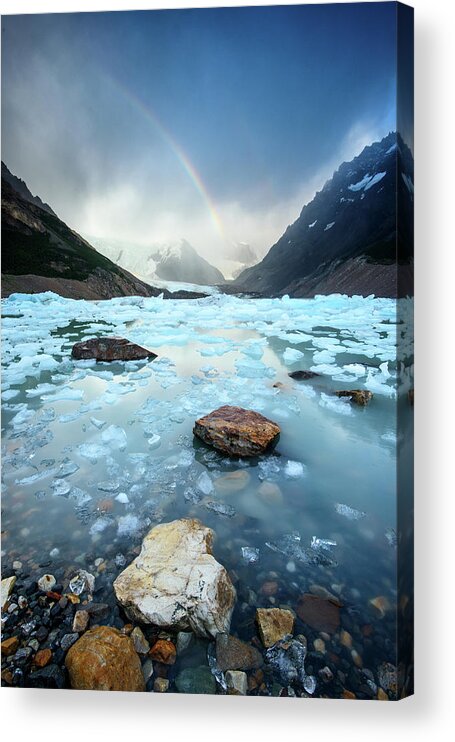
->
xmin=324 ymin=221 xmax=335 ymax=231
xmin=90 ymin=417 xmax=106 ymax=429
xmin=319 ymin=393 xmax=353 ymax=416
xmin=101 ymin=425 xmax=128 ymax=450
xmin=117 ymin=514 xmax=140 ymax=537
xmin=147 ymin=434 xmax=161 ymax=449
xmin=283 ymin=348 xmax=304 ymax=366
xmin=335 ymin=503 xmax=366 ymax=520
xmin=235 ymin=358 xmax=275 ymax=379
xmin=197 ymin=471 xmax=214 ymax=495
xmin=311 ymin=536 xmax=337 ymax=552
xmin=58 ymin=461 xmax=80 ymax=478
xmin=284 ymin=460 xmax=307 ymax=479
xmin=205 ymin=500 xmax=236 ymax=517
xmin=78 ymin=442 xmax=108 ymax=463
xmin=241 ymin=546 xmax=260 ymax=564
xmin=51 ymin=479 xmax=71 ymax=497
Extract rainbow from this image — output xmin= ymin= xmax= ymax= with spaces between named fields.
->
xmin=102 ymin=73 xmax=227 ymax=241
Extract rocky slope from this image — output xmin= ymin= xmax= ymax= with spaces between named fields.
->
xmin=1 ymin=167 xmax=205 ymax=300
xmin=234 ymin=132 xmax=413 ymax=298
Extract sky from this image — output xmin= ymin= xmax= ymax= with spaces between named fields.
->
xmin=1 ymin=3 xmax=398 ymax=264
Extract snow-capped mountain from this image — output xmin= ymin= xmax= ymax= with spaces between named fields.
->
xmin=234 ymin=132 xmax=413 ymax=297
xmin=90 ymin=237 xmax=224 ymax=286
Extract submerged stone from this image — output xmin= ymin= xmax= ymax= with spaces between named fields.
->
xmin=175 ymin=665 xmax=216 ymax=695
xmin=296 ymin=594 xmax=341 ymax=634
xmin=113 ymin=518 xmax=236 ymax=639
xmin=193 ymin=405 xmax=280 ymax=457
xmin=288 ymin=370 xmax=319 ymax=380
xmin=215 ymin=633 xmax=263 ymax=671
xmin=71 ymin=336 xmax=157 ymax=362
xmin=334 ymin=389 xmax=373 ymax=406
xmin=256 ymin=607 xmax=294 ymax=648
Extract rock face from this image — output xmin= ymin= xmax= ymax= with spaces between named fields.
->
xmin=296 ymin=594 xmax=341 ymax=634
xmin=256 ymin=608 xmax=295 ymax=648
xmin=71 ymin=336 xmax=156 ymax=362
xmin=334 ymin=390 xmax=373 ymax=406
xmin=193 ymin=405 xmax=280 ymax=457
xmin=113 ymin=518 xmax=236 ymax=639
xmin=65 ymin=626 xmax=145 ymax=692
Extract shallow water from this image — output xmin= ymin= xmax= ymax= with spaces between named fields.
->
xmin=1 ymin=290 xmax=413 ymax=694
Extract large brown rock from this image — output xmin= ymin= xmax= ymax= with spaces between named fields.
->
xmin=256 ymin=608 xmax=294 ymax=648
xmin=71 ymin=336 xmax=156 ymax=362
xmin=113 ymin=518 xmax=236 ymax=639
xmin=65 ymin=626 xmax=145 ymax=691
xmin=215 ymin=633 xmax=263 ymax=671
xmin=296 ymin=594 xmax=341 ymax=634
xmin=193 ymin=405 xmax=280 ymax=457
xmin=334 ymin=390 xmax=373 ymax=406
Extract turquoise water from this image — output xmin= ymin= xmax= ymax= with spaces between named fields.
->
xmin=1 ymin=291 xmax=413 ymax=693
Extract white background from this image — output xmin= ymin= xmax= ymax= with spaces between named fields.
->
xmin=0 ymin=0 xmax=454 ymax=739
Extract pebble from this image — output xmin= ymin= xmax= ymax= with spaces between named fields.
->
xmin=37 ymin=574 xmax=56 ymax=592
xmin=286 ymin=561 xmax=296 ymax=573
xmin=225 ymin=670 xmax=248 ymax=695
xmin=34 ymin=648 xmax=53 ymax=668
xmin=176 ymin=631 xmax=193 ymax=655
xmin=72 ymin=610 xmax=89 ymax=633
xmin=141 ymin=658 xmax=154 ymax=683
xmin=17 ymin=596 xmax=28 ymax=610
xmin=60 ymin=633 xmax=79 ymax=652
xmin=313 ymin=638 xmax=326 ymax=653
xmin=1 ymin=636 xmax=19 ymax=656
xmin=131 ymin=626 xmax=150 ymax=654
xmin=351 ymin=649 xmax=363 ymax=668
xmin=153 ymin=677 xmax=169 ymax=693
xmin=13 ymin=561 xmax=22 ymax=571
xmin=340 ymin=629 xmax=353 ymax=648
xmin=149 ymin=639 xmax=176 ymax=665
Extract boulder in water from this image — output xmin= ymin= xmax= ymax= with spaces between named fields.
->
xmin=193 ymin=405 xmax=280 ymax=457
xmin=71 ymin=336 xmax=156 ymax=362
xmin=113 ymin=518 xmax=236 ymax=639
xmin=334 ymin=389 xmax=373 ymax=406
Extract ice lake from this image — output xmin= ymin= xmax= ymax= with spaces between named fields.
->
xmin=1 ymin=289 xmax=413 ymax=694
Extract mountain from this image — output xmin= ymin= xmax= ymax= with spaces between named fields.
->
xmin=91 ymin=237 xmax=225 ymax=286
xmin=234 ymin=132 xmax=414 ymax=298
xmin=216 ymin=242 xmax=258 ymax=281
xmin=1 ymin=165 xmax=205 ymax=300
xmin=1 ymin=162 xmax=57 ymax=217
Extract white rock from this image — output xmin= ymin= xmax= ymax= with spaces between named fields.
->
xmin=1 ymin=576 xmax=16 ymax=610
xmin=37 ymin=574 xmax=56 ymax=592
xmin=114 ymin=518 xmax=236 ymax=639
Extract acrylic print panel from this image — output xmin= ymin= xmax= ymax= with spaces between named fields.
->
xmin=0 ymin=2 xmax=414 ymax=699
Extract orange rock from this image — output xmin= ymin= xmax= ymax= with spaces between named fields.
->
xmin=260 ymin=580 xmax=279 ymax=597
xmin=1 ymin=636 xmax=19 ymax=656
xmin=1 ymin=669 xmax=13 ymax=685
xmin=377 ymin=687 xmax=389 ymax=700
xmin=369 ymin=596 xmax=392 ymax=618
xmin=34 ymin=648 xmax=52 ymax=668
xmin=149 ymin=639 xmax=177 ymax=665
xmin=342 ymin=689 xmax=357 ymax=699
xmin=65 ymin=593 xmax=80 ymax=604
xmin=65 ymin=626 xmax=145 ymax=691
xmin=97 ymin=498 xmax=113 ymax=513
xmin=193 ymin=405 xmax=280 ymax=457
xmin=334 ymin=390 xmax=373 ymax=406
xmin=340 ymin=629 xmax=353 ymax=648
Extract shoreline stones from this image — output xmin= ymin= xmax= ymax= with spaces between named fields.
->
xmin=193 ymin=405 xmax=280 ymax=457
xmin=113 ymin=518 xmax=236 ymax=639
xmin=334 ymin=390 xmax=373 ymax=406
xmin=65 ymin=626 xmax=145 ymax=692
xmin=1 ymin=576 xmax=16 ymax=610
xmin=215 ymin=633 xmax=263 ymax=671
xmin=71 ymin=336 xmax=157 ymax=362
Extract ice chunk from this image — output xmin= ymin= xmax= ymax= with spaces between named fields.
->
xmin=196 ymin=471 xmax=214 ymax=495
xmin=90 ymin=417 xmax=106 ymax=429
xmin=117 ymin=514 xmax=140 ymax=537
xmin=205 ymin=500 xmax=236 ymax=518
xmin=78 ymin=442 xmax=108 ymax=463
xmin=258 ymin=456 xmax=281 ymax=481
xmin=283 ymin=348 xmax=304 ymax=366
xmin=89 ymin=517 xmax=113 ymax=536
xmin=311 ymin=536 xmax=337 ymax=552
xmin=58 ymin=461 xmax=80 ymax=478
xmin=241 ymin=546 xmax=260 ymax=564
xmin=42 ymin=388 xmax=84 ymax=402
xmin=115 ymin=492 xmax=129 ymax=504
xmin=284 ymin=460 xmax=307 ymax=479
xmin=2 ymin=389 xmax=19 ymax=401
xmin=235 ymin=358 xmax=275 ymax=379
xmin=147 ymin=434 xmax=161 ymax=449
xmin=51 ymin=479 xmax=72 ymax=497
xmin=335 ymin=503 xmax=366 ymax=520
xmin=101 ymin=425 xmax=128 ymax=451
xmin=319 ymin=392 xmax=353 ymax=416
